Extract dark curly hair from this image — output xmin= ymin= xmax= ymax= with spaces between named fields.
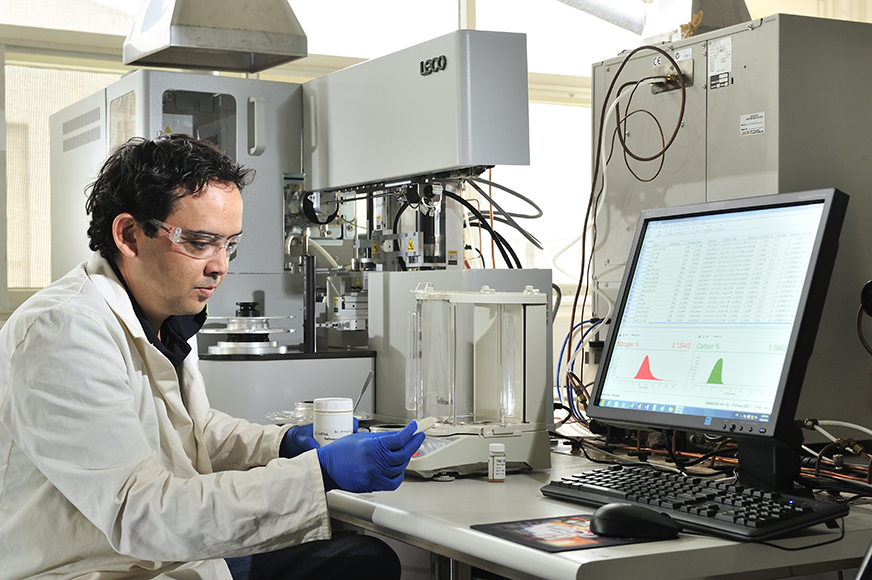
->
xmin=85 ymin=134 xmax=254 ymax=259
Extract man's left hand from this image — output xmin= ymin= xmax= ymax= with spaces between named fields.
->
xmin=279 ymin=418 xmax=360 ymax=458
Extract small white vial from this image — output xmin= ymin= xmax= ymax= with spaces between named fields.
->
xmin=313 ymin=397 xmax=354 ymax=446
xmin=488 ymin=443 xmax=506 ymax=482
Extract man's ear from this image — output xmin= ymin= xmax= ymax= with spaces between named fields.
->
xmin=112 ymin=213 xmax=139 ymax=258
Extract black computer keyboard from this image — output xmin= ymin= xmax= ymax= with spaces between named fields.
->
xmin=540 ymin=464 xmax=849 ymax=541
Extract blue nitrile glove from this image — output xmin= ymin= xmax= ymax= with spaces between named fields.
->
xmin=316 ymin=421 xmax=425 ymax=492
xmin=280 ymin=424 xmax=319 ymax=458
xmin=280 ymin=418 xmax=360 ymax=458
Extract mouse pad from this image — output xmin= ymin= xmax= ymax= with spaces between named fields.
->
xmin=471 ymin=515 xmax=661 ymax=552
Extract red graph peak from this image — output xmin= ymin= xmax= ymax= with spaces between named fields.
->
xmin=634 ymin=355 xmax=662 ymax=381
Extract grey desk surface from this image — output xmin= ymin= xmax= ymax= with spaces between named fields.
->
xmin=327 ymin=450 xmax=872 ymax=580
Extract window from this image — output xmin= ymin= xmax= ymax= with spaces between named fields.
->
xmin=5 ymin=66 xmax=121 ymax=288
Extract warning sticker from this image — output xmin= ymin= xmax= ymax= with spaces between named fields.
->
xmin=740 ymin=112 xmax=765 ymax=136
xmin=708 ymin=37 xmax=732 ymax=90
xmin=407 ymin=238 xmax=415 ymax=252
xmin=372 ymin=240 xmax=380 ymax=254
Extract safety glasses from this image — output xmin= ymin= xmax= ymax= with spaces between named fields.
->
xmin=148 ymin=219 xmax=242 ymax=260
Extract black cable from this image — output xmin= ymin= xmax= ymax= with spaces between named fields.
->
xmin=662 ymin=430 xmax=739 ymax=470
xmin=552 ymin=283 xmax=562 ymax=324
xmin=759 ymin=518 xmax=845 ymax=551
xmin=390 ymin=201 xmax=411 ymax=271
xmin=796 ymin=473 xmax=872 ymax=499
xmin=579 ymin=440 xmax=622 ymax=466
xmin=467 ymin=176 xmax=544 ymax=219
xmin=392 ymin=201 xmax=410 ymax=252
xmin=467 ymin=220 xmax=522 ymax=269
xmin=443 ymin=191 xmax=514 ymax=269
xmin=463 ymin=211 xmax=544 ymax=251
xmin=465 ymin=179 xmax=544 ymax=250
xmin=614 ymin=58 xmax=686 ymax=163
xmin=489 ymin=227 xmax=522 ymax=269
xmin=464 ymin=244 xmax=486 ymax=268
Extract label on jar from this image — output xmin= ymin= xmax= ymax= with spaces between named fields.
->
xmin=488 ymin=454 xmax=506 ymax=482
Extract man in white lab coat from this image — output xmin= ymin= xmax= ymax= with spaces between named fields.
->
xmin=0 ymin=134 xmax=424 ymax=579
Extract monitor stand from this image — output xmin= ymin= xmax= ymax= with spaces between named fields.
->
xmin=735 ymin=426 xmax=803 ymax=492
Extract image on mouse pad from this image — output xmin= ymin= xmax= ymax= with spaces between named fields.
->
xmin=471 ymin=515 xmax=664 ymax=552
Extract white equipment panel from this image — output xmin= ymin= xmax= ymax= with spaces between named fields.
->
xmin=303 ymin=30 xmax=530 ymax=192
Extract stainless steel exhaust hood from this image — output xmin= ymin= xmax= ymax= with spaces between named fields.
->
xmin=123 ymin=0 xmax=307 ymax=73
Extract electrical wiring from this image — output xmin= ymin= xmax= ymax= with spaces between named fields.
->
xmin=464 ymin=211 xmax=543 ymax=250
xmin=615 ymin=77 xmax=685 ymax=163
xmin=595 ymin=77 xmax=664 ymax=225
xmin=465 ymin=244 xmax=486 ymax=269
xmin=566 ymin=49 xmax=686 ymax=389
xmin=807 ymin=421 xmax=872 ymax=484
xmin=611 ymin=78 xmax=668 ymax=174
xmin=565 ymin=316 xmax=607 ymax=408
xmin=467 ymin=176 xmax=544 ymax=220
xmin=571 ymin=426 xmax=872 ymax=497
xmin=550 ymin=79 xmax=660 ymax=281
xmin=663 ymin=431 xmax=738 ymax=470
xmin=569 ymin=321 xmax=601 ymax=375
xmin=655 ymin=431 xmax=872 ymax=491
xmin=555 ymin=319 xmax=603 ymax=418
xmin=551 ymin=283 xmax=562 ymax=324
xmin=466 ymin=221 xmax=522 ymax=269
xmin=443 ymin=191 xmax=515 ymax=268
xmin=555 ymin=320 xmax=592 ymax=403
xmin=612 ymin=108 xmax=666 ymax=183
xmin=464 ymin=179 xmax=544 ymax=250
xmin=487 ymin=168 xmax=496 ymax=269
xmin=390 ymin=189 xmax=520 ymax=269
xmin=576 ymin=438 xmax=725 ymax=478
xmin=565 ymin=327 xmax=600 ymax=416
xmin=796 ymin=472 xmax=872 ymax=506
xmin=759 ymin=519 xmax=845 ymax=552
xmin=557 ymin=424 xmax=872 ymax=544
xmin=555 ymin=318 xmax=598 ymax=396
xmin=461 ymin=193 xmax=480 ymax=268
xmin=564 ymin=78 xmax=654 ymax=340
xmin=392 ymin=201 xmax=411 ymax=249
xmin=574 ymin=76 xmax=672 ymax=329
xmin=437 ymin=176 xmax=544 ymax=271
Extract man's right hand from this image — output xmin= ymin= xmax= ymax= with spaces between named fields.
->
xmin=316 ymin=422 xmax=425 ymax=492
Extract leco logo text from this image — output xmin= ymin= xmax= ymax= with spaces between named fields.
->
xmin=420 ymin=55 xmax=447 ymax=76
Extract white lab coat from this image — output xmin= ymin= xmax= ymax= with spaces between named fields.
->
xmin=0 ymin=253 xmax=331 ymax=579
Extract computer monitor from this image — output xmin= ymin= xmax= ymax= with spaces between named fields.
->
xmin=587 ymin=188 xmax=848 ymax=491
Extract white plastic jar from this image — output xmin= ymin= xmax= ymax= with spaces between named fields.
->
xmin=488 ymin=443 xmax=506 ymax=482
xmin=313 ymin=397 xmax=354 ymax=446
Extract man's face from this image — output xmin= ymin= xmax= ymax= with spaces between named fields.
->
xmin=131 ymin=181 xmax=243 ymax=331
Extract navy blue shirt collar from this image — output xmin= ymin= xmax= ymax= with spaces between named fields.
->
xmin=109 ymin=259 xmax=207 ymax=368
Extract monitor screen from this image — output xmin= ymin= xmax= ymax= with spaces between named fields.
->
xmin=587 ymin=189 xmax=847 ymax=443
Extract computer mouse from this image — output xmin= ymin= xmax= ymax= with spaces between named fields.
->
xmin=589 ymin=503 xmax=683 ymax=539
